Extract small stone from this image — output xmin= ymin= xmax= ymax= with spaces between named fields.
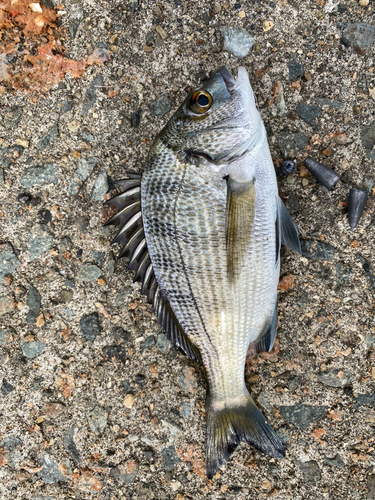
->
xmin=2 ymin=436 xmax=22 ymax=468
xmin=275 ymin=82 xmax=287 ymax=117
xmin=277 ymin=132 xmax=308 ymax=158
xmin=63 ymin=427 xmax=80 ymax=464
xmin=82 ymin=75 xmax=104 ymax=116
xmin=21 ymin=341 xmax=45 ymax=359
xmin=263 ymin=20 xmax=274 ymax=31
xmin=77 ymin=264 xmax=102 ymax=282
xmin=80 ymin=128 xmax=95 ymax=143
xmin=341 ymin=170 xmax=353 ymax=183
xmin=288 ymin=60 xmax=305 ymax=80
xmin=357 ymin=254 xmax=375 ymax=289
xmin=80 ymin=312 xmax=101 ymax=343
xmin=342 ymin=23 xmax=375 ymax=55
xmin=27 ymin=224 xmax=54 ymax=261
xmin=357 ymin=393 xmax=375 ymax=407
xmin=26 ymin=285 xmax=41 ymax=324
xmin=0 ymin=294 xmax=15 ymax=316
xmin=103 ymin=345 xmax=126 ymax=363
xmin=178 ymin=366 xmax=197 ymax=393
xmin=140 ymin=335 xmax=155 ymax=351
xmin=213 ymin=1 xmax=221 ymax=13
xmin=368 ymin=475 xmax=375 ymax=500
xmin=87 ymin=406 xmax=108 ymax=434
xmin=316 ymin=370 xmax=352 ymax=387
xmin=315 ymin=98 xmax=345 ymax=110
xmin=150 ymin=95 xmax=171 ymax=117
xmin=20 ymin=164 xmax=58 ymax=188
xmin=361 ymin=121 xmax=375 ymax=150
xmin=280 ymin=404 xmax=326 ymax=430
xmin=111 ymin=461 xmax=139 ymax=484
xmin=131 ymin=108 xmax=141 ymax=128
xmin=300 ymin=240 xmax=335 ymax=260
xmin=0 ymin=243 xmax=20 ymax=282
xmin=257 ymin=391 xmax=272 ymax=413
xmin=37 ymin=123 xmax=59 ymax=150
xmin=1 ymin=145 xmax=24 ymax=168
xmin=124 ymin=394 xmax=135 ymax=408
xmin=296 ymin=104 xmax=321 ymax=130
xmin=157 ymin=333 xmax=170 ymax=352
xmin=285 ymin=194 xmax=299 ymax=214
xmin=90 ymin=172 xmax=108 ymax=201
xmin=61 ymin=289 xmax=73 ymax=303
xmin=1 ymin=378 xmax=15 ymax=395
xmin=3 ymin=106 xmax=23 ymax=128
xmin=37 ymin=455 xmax=67 ymax=484
xmin=155 ymin=25 xmax=167 ymax=40
xmin=324 ymin=455 xmax=345 ymax=468
xmin=298 ymin=460 xmax=321 ymax=484
xmin=220 ymin=26 xmax=254 ymax=58
xmin=67 ymin=157 xmax=100 ymax=196
xmin=161 ymin=445 xmax=181 ymax=471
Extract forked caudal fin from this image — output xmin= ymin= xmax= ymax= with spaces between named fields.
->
xmin=205 ymin=391 xmax=284 ymax=479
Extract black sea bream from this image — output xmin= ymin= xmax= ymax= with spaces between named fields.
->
xmin=105 ymin=66 xmax=301 ymax=478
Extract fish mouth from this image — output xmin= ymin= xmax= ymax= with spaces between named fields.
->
xmin=219 ymin=66 xmax=237 ymax=92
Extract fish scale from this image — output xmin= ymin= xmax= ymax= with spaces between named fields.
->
xmin=106 ymin=66 xmax=301 ymax=478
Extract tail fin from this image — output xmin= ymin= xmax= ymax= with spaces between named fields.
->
xmin=205 ymin=392 xmax=284 ymax=479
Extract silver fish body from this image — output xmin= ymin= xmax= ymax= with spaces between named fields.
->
xmin=106 ymin=66 xmax=301 ymax=478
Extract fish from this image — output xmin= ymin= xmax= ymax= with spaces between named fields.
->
xmin=105 ymin=66 xmax=301 ymax=479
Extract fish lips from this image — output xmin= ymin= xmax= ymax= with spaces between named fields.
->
xmin=219 ymin=66 xmax=237 ymax=92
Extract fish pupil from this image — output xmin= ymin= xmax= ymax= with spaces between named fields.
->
xmin=197 ymin=94 xmax=209 ymax=106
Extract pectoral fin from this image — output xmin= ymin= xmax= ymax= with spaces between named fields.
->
xmin=226 ymin=176 xmax=256 ymax=282
xmin=278 ymin=198 xmax=301 ymax=254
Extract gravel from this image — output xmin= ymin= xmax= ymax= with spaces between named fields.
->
xmin=220 ymin=26 xmax=254 ymax=58
xmin=280 ymin=404 xmax=327 ymax=430
xmin=0 ymin=243 xmax=20 ymax=282
xmin=19 ymin=163 xmax=59 ymax=188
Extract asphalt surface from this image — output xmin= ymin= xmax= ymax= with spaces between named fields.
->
xmin=1 ymin=0 xmax=375 ymax=499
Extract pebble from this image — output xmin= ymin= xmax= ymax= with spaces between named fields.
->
xmin=161 ymin=445 xmax=181 ymax=471
xmin=3 ymin=106 xmax=23 ymax=128
xmin=341 ymin=23 xmax=375 ymax=55
xmin=37 ymin=123 xmax=59 ymax=150
xmin=63 ymin=427 xmax=80 ymax=465
xmin=80 ymin=128 xmax=95 ymax=143
xmin=131 ymin=108 xmax=141 ymax=128
xmin=316 ymin=370 xmax=352 ymax=388
xmin=1 ymin=378 xmax=15 ymax=395
xmin=26 ymin=285 xmax=41 ymax=324
xmin=87 ymin=406 xmax=108 ymax=434
xmin=300 ymin=240 xmax=335 ymax=260
xmin=257 ymin=391 xmax=272 ymax=413
xmin=220 ymin=26 xmax=254 ymax=58
xmin=21 ymin=341 xmax=45 ymax=359
xmin=178 ymin=366 xmax=197 ymax=393
xmin=361 ymin=121 xmax=375 ymax=150
xmin=102 ymin=344 xmax=126 ymax=363
xmin=368 ymin=475 xmax=375 ymax=500
xmin=21 ymin=163 xmax=58 ymax=188
xmin=0 ymin=243 xmax=20 ymax=282
xmin=280 ymin=404 xmax=326 ymax=430
xmin=77 ymin=264 xmax=102 ymax=282
xmin=90 ymin=172 xmax=108 ymax=201
xmin=2 ymin=436 xmax=22 ymax=468
xmin=275 ymin=82 xmax=287 ymax=116
xmin=0 ymin=294 xmax=15 ymax=316
xmin=357 ymin=254 xmax=375 ymax=289
xmin=335 ymin=263 xmax=352 ymax=284
xmin=298 ymin=460 xmax=321 ymax=484
xmin=155 ymin=25 xmax=167 ymax=40
xmin=324 ymin=455 xmax=345 ymax=469
xmin=157 ymin=333 xmax=170 ymax=352
xmin=1 ymin=145 xmax=24 ymax=168
xmin=277 ymin=132 xmax=308 ymax=159
xmin=111 ymin=461 xmax=139 ymax=484
xmin=314 ymin=98 xmax=345 ymax=110
xmin=288 ymin=60 xmax=305 ymax=80
xmin=140 ymin=335 xmax=155 ymax=351
xmin=60 ymin=289 xmax=73 ymax=302
xmin=67 ymin=157 xmax=100 ymax=196
xmin=356 ymin=392 xmax=375 ymax=407
xmin=27 ymin=224 xmax=54 ymax=261
xmin=149 ymin=95 xmax=171 ymax=117
xmin=124 ymin=394 xmax=135 ymax=408
xmin=285 ymin=194 xmax=300 ymax=214
xmin=162 ymin=419 xmax=182 ymax=443
xmin=296 ymin=104 xmax=321 ymax=130
xmin=180 ymin=401 xmax=191 ymax=419
xmin=37 ymin=455 xmax=67 ymax=484
xmin=82 ymin=75 xmax=104 ymax=116
xmin=80 ymin=312 xmax=102 ymax=343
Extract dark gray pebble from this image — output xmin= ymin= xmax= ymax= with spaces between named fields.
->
xmin=131 ymin=108 xmax=142 ymax=127
xmin=361 ymin=121 xmax=375 ymax=150
xmin=285 ymin=194 xmax=299 ymax=214
xmin=296 ymin=104 xmax=321 ymax=130
xmin=280 ymin=404 xmax=326 ymax=430
xmin=87 ymin=406 xmax=108 ymax=434
xmin=356 ymin=393 xmax=375 ymax=407
xmin=63 ymin=427 xmax=80 ymax=465
xmin=1 ymin=145 xmax=24 ymax=168
xmin=324 ymin=455 xmax=345 ymax=469
xmin=21 ymin=341 xmax=45 ymax=359
xmin=316 ymin=370 xmax=352 ymax=388
xmin=300 ymin=240 xmax=335 ymax=260
xmin=298 ymin=460 xmax=321 ymax=484
xmin=288 ymin=60 xmax=304 ymax=80
xmin=82 ymin=74 xmax=104 ymax=117
xmin=277 ymin=132 xmax=308 ymax=159
xmin=1 ymin=378 xmax=15 ymax=395
xmin=161 ymin=445 xmax=181 ymax=471
xmin=140 ymin=335 xmax=156 ymax=351
xmin=110 ymin=461 xmax=139 ymax=483
xmin=315 ymin=98 xmax=345 ymax=110
xmin=3 ymin=106 xmax=23 ymax=129
xmin=37 ymin=123 xmax=59 ymax=151
xmin=67 ymin=157 xmax=100 ymax=196
xmin=341 ymin=23 xmax=375 ymax=55
xmin=335 ymin=263 xmax=352 ymax=284
xmin=0 ymin=243 xmax=20 ymax=282
xmin=37 ymin=455 xmax=67 ymax=484
xmin=103 ymin=345 xmax=126 ymax=363
xmin=20 ymin=163 xmax=58 ymax=188
xmin=357 ymin=254 xmax=375 ymax=289
xmin=26 ymin=224 xmax=54 ymax=261
xmin=26 ymin=285 xmax=41 ymax=324
xmin=80 ymin=312 xmax=102 ymax=343
xmin=150 ymin=95 xmax=171 ymax=117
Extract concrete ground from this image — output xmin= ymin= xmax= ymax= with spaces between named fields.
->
xmin=1 ymin=0 xmax=375 ymax=499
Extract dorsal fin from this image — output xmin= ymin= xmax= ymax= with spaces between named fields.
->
xmin=105 ymin=178 xmax=201 ymax=362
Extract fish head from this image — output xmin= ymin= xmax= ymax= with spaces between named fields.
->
xmin=160 ymin=66 xmax=265 ymax=164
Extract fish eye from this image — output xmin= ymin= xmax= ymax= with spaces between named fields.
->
xmin=189 ymin=90 xmax=213 ymax=114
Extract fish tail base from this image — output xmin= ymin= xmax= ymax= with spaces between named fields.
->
xmin=205 ymin=392 xmax=284 ymax=479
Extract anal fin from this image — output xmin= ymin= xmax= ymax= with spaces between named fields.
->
xmin=253 ymin=303 xmax=278 ymax=354
xmin=278 ymin=198 xmax=301 ymax=254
